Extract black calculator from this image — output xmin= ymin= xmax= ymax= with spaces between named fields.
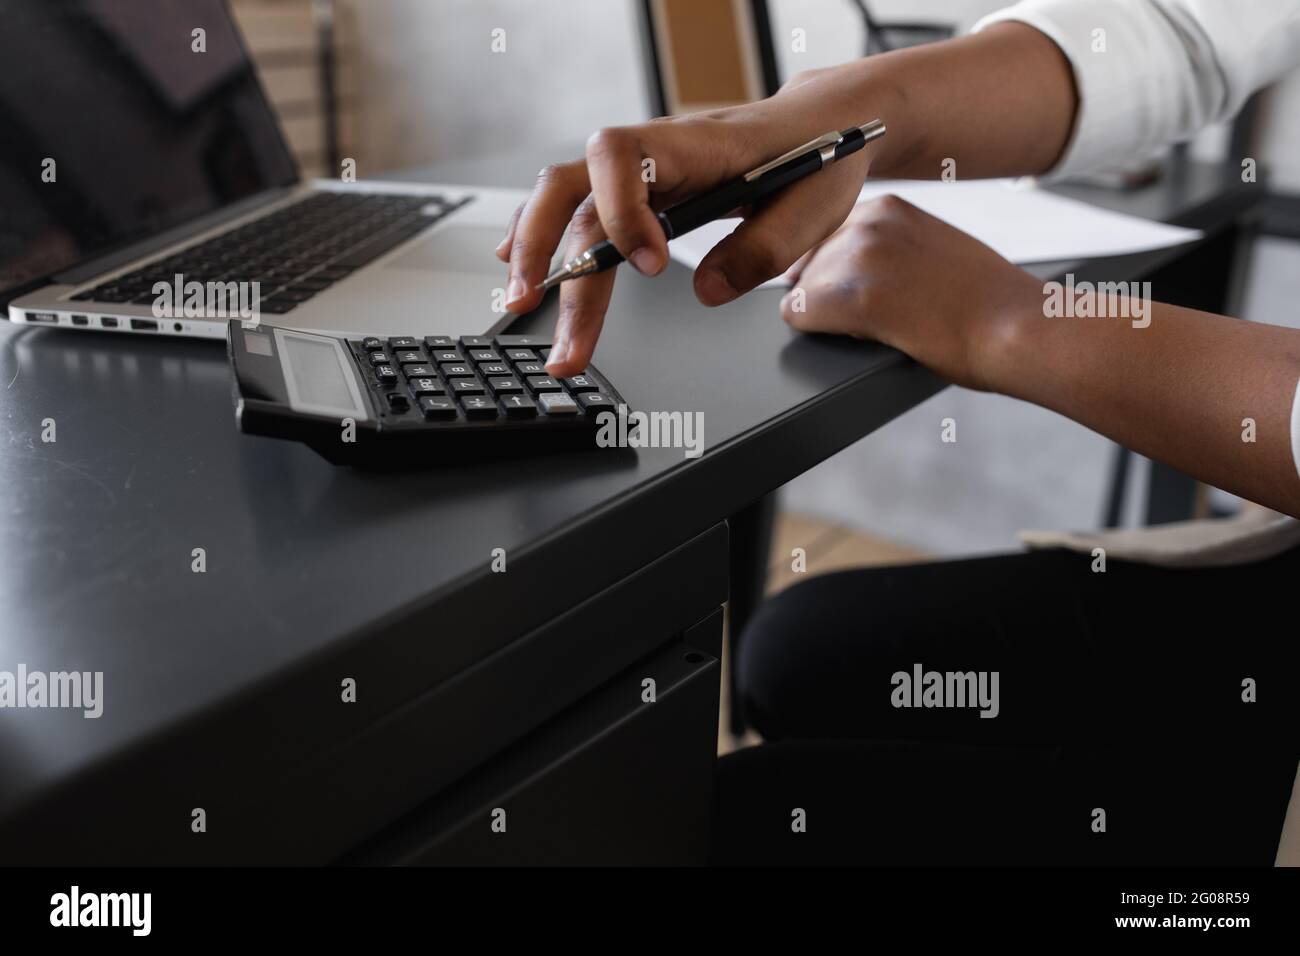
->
xmin=227 ymin=320 xmax=630 ymax=465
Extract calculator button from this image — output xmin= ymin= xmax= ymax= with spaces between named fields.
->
xmin=386 ymin=392 xmax=411 ymax=413
xmin=495 ymin=334 xmax=551 ymax=349
xmin=440 ymin=362 xmax=474 ymax=377
xmin=424 ymin=335 xmax=456 ymax=349
xmin=538 ymin=391 xmax=579 ymax=415
xmin=459 ymin=335 xmax=493 ymax=349
xmin=500 ymin=394 xmax=538 ymax=418
xmin=468 ymin=349 xmax=500 ymax=363
xmin=419 ymin=396 xmax=457 ymax=419
xmin=394 ymin=350 xmax=425 ymax=365
xmin=539 ymin=348 xmax=551 ymax=362
xmin=388 ymin=336 xmax=419 ymax=350
xmin=578 ymin=392 xmax=617 ymax=415
xmin=361 ymin=336 xmax=384 ymax=351
xmin=369 ymin=352 xmax=391 ymax=365
xmin=409 ymin=377 xmax=445 ymax=396
xmin=431 ymin=350 xmax=462 ymax=363
xmin=450 ymin=378 xmax=485 ymax=395
xmin=478 ymin=362 xmax=510 ymax=377
xmin=564 ymin=374 xmax=599 ymax=393
xmin=488 ymin=377 xmax=523 ymax=395
xmin=403 ymin=364 xmax=437 ymax=378
xmin=460 ymin=395 xmax=497 ymax=419
xmin=515 ymin=362 xmax=545 ymax=376
xmin=504 ymin=348 xmax=536 ymax=362
xmin=526 ymin=375 xmax=561 ymax=393
xmin=375 ymin=365 xmax=398 ymax=383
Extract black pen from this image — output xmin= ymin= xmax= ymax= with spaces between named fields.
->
xmin=538 ymin=119 xmax=886 ymax=291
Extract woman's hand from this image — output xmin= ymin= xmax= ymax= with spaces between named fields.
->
xmin=780 ymin=195 xmax=1041 ymax=391
xmin=498 ymin=70 xmax=898 ymax=378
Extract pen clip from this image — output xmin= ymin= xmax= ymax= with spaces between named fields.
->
xmin=743 ymin=131 xmax=844 ymax=182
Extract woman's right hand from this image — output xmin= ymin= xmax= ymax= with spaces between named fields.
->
xmin=497 ymin=68 xmax=896 ymax=378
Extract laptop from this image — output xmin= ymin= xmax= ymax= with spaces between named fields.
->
xmin=1 ymin=0 xmax=531 ymax=340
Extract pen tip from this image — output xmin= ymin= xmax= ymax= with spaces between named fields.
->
xmin=537 ymin=270 xmax=566 ymax=292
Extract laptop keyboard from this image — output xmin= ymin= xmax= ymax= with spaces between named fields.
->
xmin=72 ymin=191 xmax=468 ymax=314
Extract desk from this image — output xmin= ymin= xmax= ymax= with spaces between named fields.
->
xmin=0 ymin=158 xmax=1255 ymax=864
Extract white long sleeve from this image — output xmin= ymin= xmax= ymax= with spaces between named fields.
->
xmin=974 ymin=0 xmax=1300 ymax=178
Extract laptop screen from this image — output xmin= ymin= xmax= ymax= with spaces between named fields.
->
xmin=0 ymin=0 xmax=298 ymax=298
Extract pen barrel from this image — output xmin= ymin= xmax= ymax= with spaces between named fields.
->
xmin=582 ymin=238 xmax=630 ymax=272
xmin=660 ymin=149 xmax=824 ymax=238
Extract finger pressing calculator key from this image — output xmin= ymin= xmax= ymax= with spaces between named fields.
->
xmin=227 ymin=321 xmax=634 ymax=465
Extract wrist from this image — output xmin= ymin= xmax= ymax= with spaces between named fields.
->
xmin=968 ymin=274 xmax=1045 ymax=395
xmin=763 ymin=60 xmax=908 ymax=171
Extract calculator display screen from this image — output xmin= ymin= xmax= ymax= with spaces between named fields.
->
xmin=273 ymin=329 xmax=368 ymax=421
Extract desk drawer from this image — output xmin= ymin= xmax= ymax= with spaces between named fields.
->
xmin=345 ymin=628 xmax=722 ymax=866
xmin=222 ymin=521 xmax=728 ymax=863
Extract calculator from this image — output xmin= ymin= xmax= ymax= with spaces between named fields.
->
xmin=227 ymin=320 xmax=630 ymax=464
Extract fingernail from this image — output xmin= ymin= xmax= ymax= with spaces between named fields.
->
xmin=495 ymin=235 xmax=510 ymax=254
xmin=629 ymin=247 xmax=662 ymax=276
xmin=695 ymin=268 xmax=736 ymax=306
xmin=506 ymin=277 xmax=527 ymax=305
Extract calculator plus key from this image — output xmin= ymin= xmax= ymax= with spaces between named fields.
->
xmin=460 ymin=395 xmax=498 ymax=419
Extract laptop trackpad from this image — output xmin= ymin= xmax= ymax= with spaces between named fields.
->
xmin=384 ymin=225 xmax=503 ymax=274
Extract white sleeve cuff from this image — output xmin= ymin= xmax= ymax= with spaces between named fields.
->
xmin=973 ymin=0 xmax=1206 ymax=180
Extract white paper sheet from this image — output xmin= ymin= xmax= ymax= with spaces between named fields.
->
xmin=666 ymin=178 xmax=1202 ymax=288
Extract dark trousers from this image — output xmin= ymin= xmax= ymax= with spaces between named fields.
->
xmin=713 ymin=548 xmax=1299 ymax=865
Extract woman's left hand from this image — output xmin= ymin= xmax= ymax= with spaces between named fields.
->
xmin=780 ymin=194 xmax=1042 ymax=392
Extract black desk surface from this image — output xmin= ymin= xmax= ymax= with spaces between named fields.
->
xmin=0 ymin=157 xmax=1251 ymax=855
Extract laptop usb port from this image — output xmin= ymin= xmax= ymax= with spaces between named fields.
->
xmin=71 ymin=314 xmax=89 ymax=326
xmin=27 ymin=311 xmax=57 ymax=323
xmin=130 ymin=318 xmax=158 ymax=331
xmin=100 ymin=317 xmax=119 ymax=328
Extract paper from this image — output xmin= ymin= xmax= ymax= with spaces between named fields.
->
xmin=667 ymin=178 xmax=1202 ymax=287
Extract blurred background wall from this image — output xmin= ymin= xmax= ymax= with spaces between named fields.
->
xmin=231 ymin=0 xmax=1300 ymax=555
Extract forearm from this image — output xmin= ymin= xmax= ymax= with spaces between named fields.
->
xmin=995 ymin=303 xmax=1300 ymax=517
xmin=769 ymin=22 xmax=1077 ymax=179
